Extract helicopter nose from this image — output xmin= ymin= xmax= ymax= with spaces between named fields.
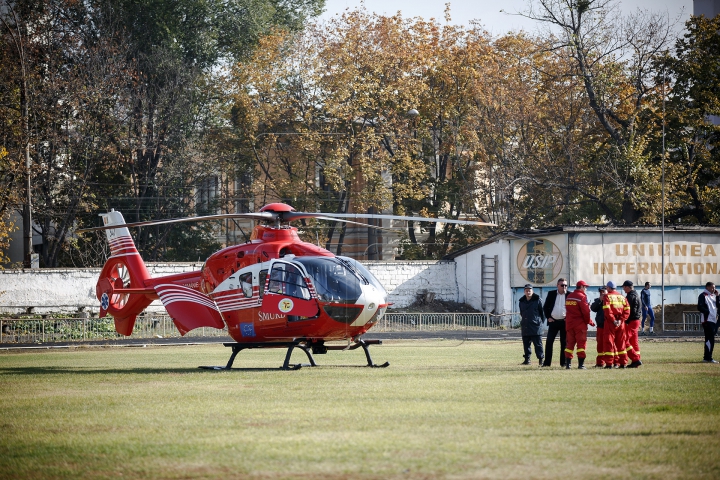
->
xmin=351 ymin=286 xmax=385 ymax=327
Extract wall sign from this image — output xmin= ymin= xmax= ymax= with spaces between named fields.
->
xmin=515 ymin=239 xmax=564 ymax=285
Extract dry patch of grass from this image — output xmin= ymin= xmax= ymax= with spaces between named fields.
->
xmin=0 ymin=339 xmax=718 ymax=479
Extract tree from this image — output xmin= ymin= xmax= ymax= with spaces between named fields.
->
xmin=98 ymin=0 xmax=325 ymax=260
xmin=654 ymin=14 xmax=720 ymax=224
xmin=232 ymin=10 xmax=499 ymax=258
xmin=523 ymin=0 xmax=675 ymax=223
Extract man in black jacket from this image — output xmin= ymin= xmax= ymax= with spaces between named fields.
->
xmin=590 ymin=286 xmax=608 ymax=367
xmin=519 ymin=284 xmax=545 ymax=366
xmin=542 ymin=278 xmax=568 ymax=367
xmin=623 ymin=280 xmax=643 ymax=368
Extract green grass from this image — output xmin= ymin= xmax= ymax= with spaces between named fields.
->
xmin=1 ymin=339 xmax=719 ymax=479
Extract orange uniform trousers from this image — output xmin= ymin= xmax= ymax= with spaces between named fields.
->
xmin=564 ymin=322 xmax=588 ymax=360
xmin=595 ymin=327 xmax=605 ymax=366
xmin=603 ymin=321 xmax=628 ymax=366
xmin=625 ymin=319 xmax=641 ymax=362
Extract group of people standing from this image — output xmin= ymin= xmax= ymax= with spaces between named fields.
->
xmin=519 ymin=278 xmax=648 ymax=369
xmin=519 ymin=278 xmax=720 ymax=367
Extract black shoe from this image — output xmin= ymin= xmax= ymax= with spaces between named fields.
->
xmin=594 ymin=364 xmax=604 ymax=368
xmin=538 ymin=357 xmax=544 ymax=367
xmin=521 ymin=360 xmax=531 ymax=365
xmin=565 ymin=360 xmax=572 ymax=370
xmin=604 ymin=365 xmax=613 ymax=369
xmin=578 ymin=358 xmax=586 ymax=370
xmin=619 ymin=364 xmax=626 ymax=369
xmin=628 ymin=360 xmax=643 ymax=368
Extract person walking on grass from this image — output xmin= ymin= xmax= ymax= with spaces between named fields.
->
xmin=519 ymin=284 xmax=545 ymax=366
xmin=564 ymin=280 xmax=594 ymax=369
xmin=590 ymin=286 xmax=608 ymax=368
xmin=698 ymin=282 xmax=719 ymax=364
xmin=542 ymin=278 xmax=568 ymax=367
xmin=641 ymin=282 xmax=655 ymax=335
xmin=622 ymin=280 xmax=643 ymax=368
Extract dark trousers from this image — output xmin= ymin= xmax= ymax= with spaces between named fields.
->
xmin=522 ymin=335 xmax=544 ymax=360
xmin=703 ymin=321 xmax=718 ymax=361
xmin=543 ymin=320 xmax=566 ymax=366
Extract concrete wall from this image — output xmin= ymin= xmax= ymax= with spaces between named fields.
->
xmin=455 ymin=239 xmax=513 ymax=314
xmin=364 ymin=261 xmax=457 ymax=307
xmin=0 ymin=261 xmax=457 ymax=314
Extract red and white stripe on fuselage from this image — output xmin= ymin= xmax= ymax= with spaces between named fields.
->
xmin=100 ymin=210 xmax=139 ymax=257
xmin=212 ymin=286 xmax=261 ymax=313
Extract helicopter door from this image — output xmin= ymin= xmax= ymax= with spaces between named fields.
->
xmin=261 ymin=260 xmax=319 ymax=318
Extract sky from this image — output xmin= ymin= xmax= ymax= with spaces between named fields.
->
xmin=319 ymin=0 xmax=693 ymax=37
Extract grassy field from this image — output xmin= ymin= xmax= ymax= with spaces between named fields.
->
xmin=1 ymin=338 xmax=719 ymax=480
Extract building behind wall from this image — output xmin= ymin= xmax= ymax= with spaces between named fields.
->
xmin=448 ymin=226 xmax=720 ymax=329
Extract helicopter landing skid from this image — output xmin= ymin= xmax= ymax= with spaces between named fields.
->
xmin=199 ymin=339 xmax=389 ymax=370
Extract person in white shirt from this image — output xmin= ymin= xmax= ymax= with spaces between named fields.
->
xmin=542 ymin=278 xmax=568 ymax=367
xmin=697 ymin=282 xmax=719 ymax=363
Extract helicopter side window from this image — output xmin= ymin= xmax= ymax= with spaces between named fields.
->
xmin=259 ymin=270 xmax=268 ymax=298
xmin=239 ymin=272 xmax=253 ymax=298
xmin=267 ymin=263 xmax=310 ymax=300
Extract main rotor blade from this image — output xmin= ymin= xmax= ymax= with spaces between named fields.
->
xmin=312 ymin=216 xmax=402 ymax=233
xmin=76 ymin=212 xmax=277 ymax=233
xmin=286 ymin=212 xmax=495 ymax=227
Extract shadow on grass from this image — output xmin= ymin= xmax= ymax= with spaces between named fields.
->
xmin=0 ymin=366 xmax=296 ymax=375
xmin=0 ymin=364 xmax=392 ymax=375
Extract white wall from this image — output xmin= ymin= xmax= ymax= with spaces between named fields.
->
xmin=365 ymin=261 xmax=457 ymax=307
xmin=0 ymin=261 xmax=456 ymax=314
xmin=0 ymin=263 xmax=203 ymax=314
xmin=455 ymin=240 xmax=513 ymax=314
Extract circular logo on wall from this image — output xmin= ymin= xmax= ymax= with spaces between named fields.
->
xmin=517 ymin=239 xmax=563 ymax=284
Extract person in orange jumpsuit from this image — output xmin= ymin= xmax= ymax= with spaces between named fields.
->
xmin=602 ymin=281 xmax=630 ymax=368
xmin=564 ymin=280 xmax=595 ymax=369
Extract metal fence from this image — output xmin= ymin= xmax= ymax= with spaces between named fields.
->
xmin=374 ymin=312 xmax=515 ymax=332
xmin=662 ymin=312 xmax=704 ymax=332
xmin=0 ymin=314 xmax=229 ymax=344
xmin=0 ymin=312 xmax=518 ymax=345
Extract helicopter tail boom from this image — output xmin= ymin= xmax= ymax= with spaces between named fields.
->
xmin=96 ymin=211 xmax=154 ymax=335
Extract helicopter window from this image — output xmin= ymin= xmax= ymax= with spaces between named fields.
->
xmin=239 ymin=272 xmax=253 ymax=298
xmin=294 ymin=257 xmax=362 ymax=304
xmin=259 ymin=270 xmax=268 ymax=298
xmin=267 ymin=263 xmax=310 ymax=300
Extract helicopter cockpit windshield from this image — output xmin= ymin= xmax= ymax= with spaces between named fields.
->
xmin=294 ymin=256 xmax=385 ymax=304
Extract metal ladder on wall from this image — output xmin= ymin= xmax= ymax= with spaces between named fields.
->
xmin=480 ymin=254 xmax=498 ymax=314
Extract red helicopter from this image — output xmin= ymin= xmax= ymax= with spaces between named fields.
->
xmin=81 ymin=203 xmax=493 ymax=369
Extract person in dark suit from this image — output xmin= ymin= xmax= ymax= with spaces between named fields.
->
xmin=542 ymin=278 xmax=568 ymax=367
xmin=519 ymin=284 xmax=545 ymax=366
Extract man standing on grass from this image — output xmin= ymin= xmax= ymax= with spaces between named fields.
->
xmin=641 ymin=282 xmax=655 ymax=335
xmin=590 ymin=286 xmax=608 ymax=367
xmin=623 ymin=280 xmax=643 ymax=368
xmin=697 ymin=282 xmax=719 ymax=363
xmin=603 ymin=281 xmax=630 ymax=368
xmin=542 ymin=278 xmax=568 ymax=367
xmin=564 ymin=280 xmax=594 ymax=369
xmin=518 ymin=284 xmax=545 ymax=366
